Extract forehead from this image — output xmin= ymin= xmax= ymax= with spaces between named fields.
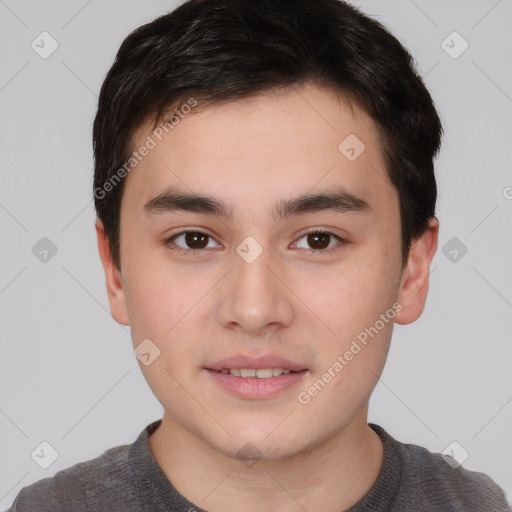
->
xmin=122 ymin=84 xmax=395 ymax=220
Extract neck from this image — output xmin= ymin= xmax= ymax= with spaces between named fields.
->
xmin=148 ymin=409 xmax=383 ymax=512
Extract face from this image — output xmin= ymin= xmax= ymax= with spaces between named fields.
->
xmin=97 ymin=84 xmax=438 ymax=461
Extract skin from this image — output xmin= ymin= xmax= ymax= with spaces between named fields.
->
xmin=96 ymin=83 xmax=438 ymax=511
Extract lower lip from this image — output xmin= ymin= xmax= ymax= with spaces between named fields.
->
xmin=205 ymin=369 xmax=308 ymax=399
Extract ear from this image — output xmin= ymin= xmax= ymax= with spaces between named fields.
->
xmin=95 ymin=218 xmax=130 ymax=326
xmin=395 ymin=217 xmax=439 ymax=325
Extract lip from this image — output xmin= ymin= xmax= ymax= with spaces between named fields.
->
xmin=204 ymin=354 xmax=309 ymax=400
xmin=205 ymin=368 xmax=308 ymax=399
xmin=206 ymin=355 xmax=307 ymax=373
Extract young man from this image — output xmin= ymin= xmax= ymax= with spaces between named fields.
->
xmin=8 ymin=0 xmax=510 ymax=511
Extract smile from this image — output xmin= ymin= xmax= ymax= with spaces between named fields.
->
xmin=206 ymin=368 xmax=308 ymax=399
xmin=217 ymin=368 xmax=295 ymax=378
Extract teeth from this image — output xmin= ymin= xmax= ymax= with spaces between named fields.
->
xmin=220 ymin=368 xmax=295 ymax=378
xmin=256 ymin=368 xmax=273 ymax=379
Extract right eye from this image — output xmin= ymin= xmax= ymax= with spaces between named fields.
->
xmin=164 ymin=230 xmax=222 ymax=255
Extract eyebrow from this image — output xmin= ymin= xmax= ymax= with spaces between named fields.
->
xmin=143 ymin=185 xmax=372 ymax=222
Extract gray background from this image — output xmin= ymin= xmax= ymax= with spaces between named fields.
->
xmin=1 ymin=0 xmax=511 ymax=508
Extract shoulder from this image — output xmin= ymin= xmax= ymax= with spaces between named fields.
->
xmin=395 ymin=433 xmax=510 ymax=511
xmin=7 ymin=443 xmax=133 ymax=512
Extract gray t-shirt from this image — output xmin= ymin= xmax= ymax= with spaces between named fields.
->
xmin=7 ymin=420 xmax=511 ymax=511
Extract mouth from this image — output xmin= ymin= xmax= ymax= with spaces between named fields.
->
xmin=215 ymin=368 xmax=299 ymax=378
xmin=204 ymin=356 xmax=309 ymax=399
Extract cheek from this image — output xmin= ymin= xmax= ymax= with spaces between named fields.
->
xmin=122 ymin=265 xmax=183 ymax=343
xmin=295 ymin=256 xmax=398 ymax=340
xmin=123 ymin=263 xmax=215 ymax=368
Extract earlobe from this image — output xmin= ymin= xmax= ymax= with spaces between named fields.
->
xmin=395 ymin=217 xmax=439 ymax=325
xmin=95 ymin=218 xmax=130 ymax=326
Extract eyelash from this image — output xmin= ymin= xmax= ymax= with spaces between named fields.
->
xmin=164 ymin=229 xmax=346 ymax=256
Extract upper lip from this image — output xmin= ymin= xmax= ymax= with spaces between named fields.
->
xmin=206 ymin=355 xmax=307 ymax=372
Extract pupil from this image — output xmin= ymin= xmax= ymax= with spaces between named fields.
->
xmin=186 ymin=232 xmax=208 ymax=249
xmin=308 ymin=233 xmax=329 ymax=249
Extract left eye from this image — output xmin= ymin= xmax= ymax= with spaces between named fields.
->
xmin=293 ymin=230 xmax=344 ymax=253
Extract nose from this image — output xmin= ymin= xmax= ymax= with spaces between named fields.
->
xmin=216 ymin=242 xmax=294 ymax=336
